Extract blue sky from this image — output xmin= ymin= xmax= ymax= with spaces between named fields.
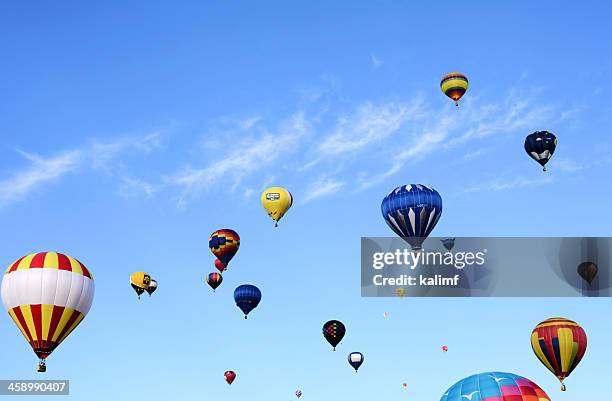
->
xmin=1 ymin=1 xmax=611 ymax=400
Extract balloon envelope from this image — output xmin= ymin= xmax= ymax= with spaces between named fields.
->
xmin=531 ymin=317 xmax=587 ymax=390
xmin=322 ymin=320 xmax=346 ymax=350
xmin=524 ymin=131 xmax=557 ymax=171
xmin=440 ymin=72 xmax=468 ymax=105
xmin=381 ymin=184 xmax=443 ymax=250
xmin=145 ymin=279 xmax=158 ymax=295
xmin=441 ymin=238 xmax=455 ymax=251
xmin=209 ymin=229 xmax=240 ymax=266
xmin=348 ymin=351 xmax=364 ymax=372
xmin=233 ymin=284 xmax=261 ymax=318
xmin=261 ymin=187 xmax=293 ymax=226
xmin=130 ymin=271 xmax=151 ymax=297
xmin=224 ymin=370 xmax=236 ymax=385
xmin=577 ymin=262 xmax=598 ymax=285
xmin=440 ymin=372 xmax=550 ymax=401
xmin=206 ymin=272 xmax=223 ymax=291
xmin=214 ymin=259 xmax=226 ymax=273
xmin=1 ymin=252 xmax=94 ymax=370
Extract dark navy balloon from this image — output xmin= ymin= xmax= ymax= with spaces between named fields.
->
xmin=441 ymin=238 xmax=455 ymax=251
xmin=524 ymin=131 xmax=557 ymax=171
xmin=348 ymin=352 xmax=364 ymax=372
xmin=322 ymin=320 xmax=346 ymax=351
xmin=381 ymin=184 xmax=443 ymax=250
xmin=233 ymin=284 xmax=261 ymax=319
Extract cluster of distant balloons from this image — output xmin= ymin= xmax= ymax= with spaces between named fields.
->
xmin=0 ymin=74 xmax=594 ymax=400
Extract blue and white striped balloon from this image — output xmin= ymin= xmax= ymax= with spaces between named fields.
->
xmin=381 ymin=184 xmax=443 ymax=250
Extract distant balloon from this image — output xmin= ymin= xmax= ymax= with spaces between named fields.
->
xmin=261 ymin=187 xmax=293 ymax=227
xmin=295 ymin=390 xmax=302 ymax=399
xmin=524 ymin=131 xmax=557 ymax=171
xmin=577 ymin=262 xmax=598 ymax=285
xmin=323 ymin=320 xmax=346 ymax=351
xmin=395 ymin=288 xmax=406 ymax=297
xmin=209 ymin=229 xmax=240 ymax=267
xmin=145 ymin=279 xmax=158 ymax=296
xmin=440 ymin=372 xmax=550 ymax=401
xmin=348 ymin=352 xmax=364 ymax=372
xmin=531 ymin=317 xmax=587 ymax=391
xmin=224 ymin=370 xmax=236 ymax=385
xmin=383 ymin=312 xmax=389 ymax=318
xmin=206 ymin=272 xmax=223 ymax=292
xmin=441 ymin=238 xmax=455 ymax=251
xmin=130 ymin=271 xmax=151 ymax=299
xmin=440 ymin=72 xmax=468 ymax=106
xmin=214 ymin=259 xmax=226 ymax=273
xmin=233 ymin=284 xmax=261 ymax=319
xmin=381 ymin=184 xmax=443 ymax=250
xmin=402 ymin=383 xmax=408 ymax=389
xmin=442 ymin=345 xmax=449 ymax=353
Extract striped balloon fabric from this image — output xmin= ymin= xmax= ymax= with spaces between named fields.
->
xmin=1 ymin=252 xmax=94 ymax=370
xmin=531 ymin=317 xmax=587 ymax=390
xmin=381 ymin=184 xmax=443 ymax=250
xmin=440 ymin=72 xmax=469 ymax=105
xmin=440 ymin=372 xmax=550 ymax=401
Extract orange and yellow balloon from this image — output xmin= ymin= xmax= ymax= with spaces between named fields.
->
xmin=1 ymin=252 xmax=94 ymax=372
xmin=531 ymin=317 xmax=587 ymax=391
xmin=440 ymin=72 xmax=468 ymax=106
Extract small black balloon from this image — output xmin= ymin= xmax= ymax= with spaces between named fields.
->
xmin=577 ymin=262 xmax=598 ymax=285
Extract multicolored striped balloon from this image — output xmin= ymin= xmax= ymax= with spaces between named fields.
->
xmin=440 ymin=372 xmax=550 ymax=401
xmin=206 ymin=272 xmax=223 ymax=292
xmin=440 ymin=72 xmax=468 ymax=106
xmin=209 ymin=229 xmax=240 ymax=267
xmin=531 ymin=317 xmax=587 ymax=391
xmin=1 ymin=252 xmax=94 ymax=372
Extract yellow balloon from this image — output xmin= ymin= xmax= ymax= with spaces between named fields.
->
xmin=395 ymin=287 xmax=406 ymax=297
xmin=130 ymin=272 xmax=151 ymax=289
xmin=130 ymin=272 xmax=151 ymax=299
xmin=261 ymin=187 xmax=293 ymax=226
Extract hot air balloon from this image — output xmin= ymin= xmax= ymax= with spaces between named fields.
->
xmin=442 ymin=345 xmax=449 ymax=353
xmin=209 ymin=229 xmax=240 ymax=267
xmin=130 ymin=271 xmax=151 ymax=299
xmin=402 ymin=383 xmax=408 ymax=389
xmin=295 ymin=390 xmax=302 ymax=399
xmin=214 ymin=259 xmax=226 ymax=273
xmin=322 ymin=320 xmax=345 ymax=351
xmin=1 ymin=252 xmax=95 ymax=372
xmin=440 ymin=372 xmax=550 ymax=401
xmin=206 ymin=272 xmax=223 ymax=292
xmin=233 ymin=284 xmax=261 ymax=319
xmin=577 ymin=262 xmax=598 ymax=285
xmin=525 ymin=131 xmax=557 ymax=171
xmin=531 ymin=317 xmax=587 ymax=391
xmin=145 ymin=279 xmax=158 ymax=296
xmin=395 ymin=287 xmax=406 ymax=297
xmin=440 ymin=72 xmax=468 ymax=106
xmin=441 ymin=238 xmax=455 ymax=252
xmin=381 ymin=184 xmax=443 ymax=250
xmin=224 ymin=370 xmax=236 ymax=385
xmin=383 ymin=312 xmax=389 ymax=318
xmin=261 ymin=187 xmax=293 ymax=227
xmin=348 ymin=352 xmax=364 ymax=372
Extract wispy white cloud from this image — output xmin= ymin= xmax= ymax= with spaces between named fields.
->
xmin=314 ymin=100 xmax=425 ymax=160
xmin=303 ymin=175 xmax=346 ymax=203
xmin=168 ymin=112 xmax=311 ymax=207
xmin=0 ymin=150 xmax=83 ymax=206
xmin=463 ymin=175 xmax=555 ymax=193
xmin=117 ymin=176 xmax=157 ymax=198
xmin=91 ymin=132 xmax=163 ymax=171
